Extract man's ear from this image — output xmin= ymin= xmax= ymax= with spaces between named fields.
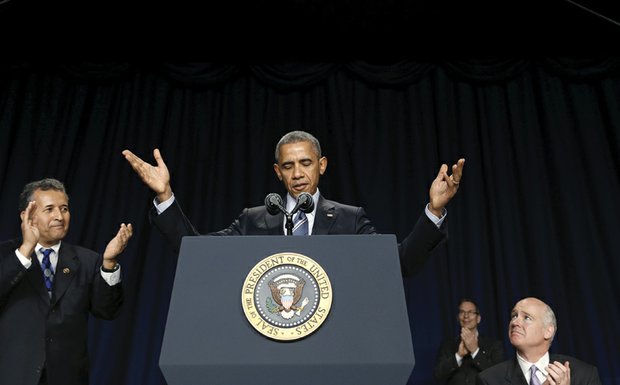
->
xmin=319 ymin=156 xmax=328 ymax=175
xmin=20 ymin=211 xmax=25 ymax=221
xmin=273 ymin=163 xmax=283 ymax=181
xmin=544 ymin=325 xmax=555 ymax=341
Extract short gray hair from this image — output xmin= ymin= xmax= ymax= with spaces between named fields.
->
xmin=19 ymin=178 xmax=68 ymax=212
xmin=274 ymin=130 xmax=322 ymax=161
xmin=542 ymin=302 xmax=557 ymax=343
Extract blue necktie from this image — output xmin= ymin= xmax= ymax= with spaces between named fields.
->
xmin=529 ymin=366 xmax=542 ymax=385
xmin=292 ymin=211 xmax=309 ymax=236
xmin=40 ymin=248 xmax=55 ymax=297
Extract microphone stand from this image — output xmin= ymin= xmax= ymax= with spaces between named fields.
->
xmin=285 ymin=212 xmax=294 ymax=236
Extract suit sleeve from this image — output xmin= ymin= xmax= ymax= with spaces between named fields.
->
xmin=150 ymin=199 xmax=254 ymax=252
xmin=90 ymin=253 xmax=123 ymax=320
xmin=150 ymin=199 xmax=201 ymax=253
xmin=0 ymin=248 xmax=26 ymax=312
xmin=434 ymin=340 xmax=460 ymax=383
xmin=354 ymin=207 xmax=377 ymax=234
xmin=0 ymin=242 xmax=29 ymax=312
xmin=398 ymin=210 xmax=447 ymax=277
xmin=583 ymin=364 xmax=602 ymax=385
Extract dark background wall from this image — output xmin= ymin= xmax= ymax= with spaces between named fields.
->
xmin=1 ymin=60 xmax=619 ymax=385
xmin=2 ymin=0 xmax=620 ymax=58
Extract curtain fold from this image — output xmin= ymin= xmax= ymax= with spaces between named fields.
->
xmin=6 ymin=57 xmax=614 ymax=87
xmin=345 ymin=61 xmax=435 ymax=85
xmin=249 ymin=62 xmax=341 ymax=90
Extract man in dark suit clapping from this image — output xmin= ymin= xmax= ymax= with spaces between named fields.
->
xmin=0 ymin=178 xmax=133 ymax=385
xmin=435 ymin=299 xmax=504 ymax=385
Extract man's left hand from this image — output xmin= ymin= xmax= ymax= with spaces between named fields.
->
xmin=103 ymin=223 xmax=133 ymax=269
xmin=544 ymin=361 xmax=570 ymax=385
xmin=429 ymin=158 xmax=465 ymax=217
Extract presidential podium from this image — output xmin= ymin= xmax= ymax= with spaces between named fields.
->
xmin=159 ymin=235 xmax=415 ymax=385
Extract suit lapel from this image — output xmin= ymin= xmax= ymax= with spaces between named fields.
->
xmin=508 ymin=357 xmax=528 ymax=385
xmin=25 ymin=254 xmax=51 ymax=304
xmin=265 ymin=212 xmax=285 ymax=235
xmin=52 ymin=243 xmax=79 ymax=304
xmin=312 ymin=197 xmax=335 ymax=235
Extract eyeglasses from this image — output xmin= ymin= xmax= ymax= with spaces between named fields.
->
xmin=458 ymin=310 xmax=479 ymax=317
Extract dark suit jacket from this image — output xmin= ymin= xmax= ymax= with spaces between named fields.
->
xmin=477 ymin=354 xmax=602 ymax=385
xmin=0 ymin=240 xmax=123 ymax=385
xmin=434 ymin=335 xmax=505 ymax=385
xmin=151 ymin=195 xmax=447 ymax=277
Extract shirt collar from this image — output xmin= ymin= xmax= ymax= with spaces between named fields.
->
xmin=36 ymin=242 xmax=61 ymax=255
xmin=516 ymin=351 xmax=550 ymax=380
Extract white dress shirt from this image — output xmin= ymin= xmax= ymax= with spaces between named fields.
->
xmin=517 ymin=351 xmax=549 ymax=384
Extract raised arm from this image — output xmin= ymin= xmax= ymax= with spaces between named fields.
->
xmin=122 ymin=148 xmax=173 ymax=203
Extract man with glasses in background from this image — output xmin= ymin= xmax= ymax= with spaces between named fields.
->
xmin=435 ymin=298 xmax=504 ymax=385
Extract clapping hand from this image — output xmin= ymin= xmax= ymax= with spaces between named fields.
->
xmin=102 ymin=223 xmax=134 ymax=270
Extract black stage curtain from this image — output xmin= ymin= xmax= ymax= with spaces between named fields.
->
xmin=1 ymin=60 xmax=619 ymax=385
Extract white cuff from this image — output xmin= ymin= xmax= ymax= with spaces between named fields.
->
xmin=425 ymin=204 xmax=447 ymax=228
xmin=100 ymin=266 xmax=122 ymax=286
xmin=471 ymin=347 xmax=480 ymax=358
xmin=15 ymin=249 xmax=32 ymax=269
xmin=455 ymin=353 xmax=463 ymax=367
xmin=154 ymin=193 xmax=175 ymax=214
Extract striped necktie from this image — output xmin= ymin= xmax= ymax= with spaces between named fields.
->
xmin=40 ymin=248 xmax=55 ymax=298
xmin=529 ymin=366 xmax=542 ymax=385
xmin=292 ymin=211 xmax=309 ymax=235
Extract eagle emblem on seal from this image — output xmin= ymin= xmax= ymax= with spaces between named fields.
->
xmin=266 ymin=274 xmax=310 ymax=320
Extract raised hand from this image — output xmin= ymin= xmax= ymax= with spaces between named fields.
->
xmin=460 ymin=327 xmax=479 ymax=353
xmin=457 ymin=340 xmax=469 ymax=357
xmin=429 ymin=158 xmax=465 ymax=217
xmin=102 ymin=223 xmax=134 ymax=270
xmin=544 ymin=361 xmax=570 ymax=385
xmin=18 ymin=201 xmax=40 ymax=258
xmin=122 ymin=148 xmax=172 ymax=202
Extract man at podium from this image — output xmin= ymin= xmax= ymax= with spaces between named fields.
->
xmin=123 ymin=130 xmax=464 ymax=277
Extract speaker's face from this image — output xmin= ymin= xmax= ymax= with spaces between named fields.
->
xmin=273 ymin=141 xmax=327 ymax=198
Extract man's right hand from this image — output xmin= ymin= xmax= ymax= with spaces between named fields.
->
xmin=460 ymin=327 xmax=479 ymax=353
xmin=457 ymin=340 xmax=469 ymax=357
xmin=18 ymin=201 xmax=39 ymax=258
xmin=122 ymin=148 xmax=173 ymax=203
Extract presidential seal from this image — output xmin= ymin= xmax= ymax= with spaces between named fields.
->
xmin=241 ymin=252 xmax=333 ymax=341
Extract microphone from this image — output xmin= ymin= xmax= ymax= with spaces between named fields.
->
xmin=292 ymin=192 xmax=314 ymax=214
xmin=264 ymin=193 xmax=285 ymax=215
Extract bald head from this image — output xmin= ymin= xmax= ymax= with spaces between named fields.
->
xmin=508 ymin=297 xmax=557 ymax=361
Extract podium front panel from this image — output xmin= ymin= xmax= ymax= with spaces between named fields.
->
xmin=160 ymin=235 xmax=415 ymax=385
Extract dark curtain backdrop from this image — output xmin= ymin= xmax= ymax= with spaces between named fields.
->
xmin=0 ymin=60 xmax=619 ymax=385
